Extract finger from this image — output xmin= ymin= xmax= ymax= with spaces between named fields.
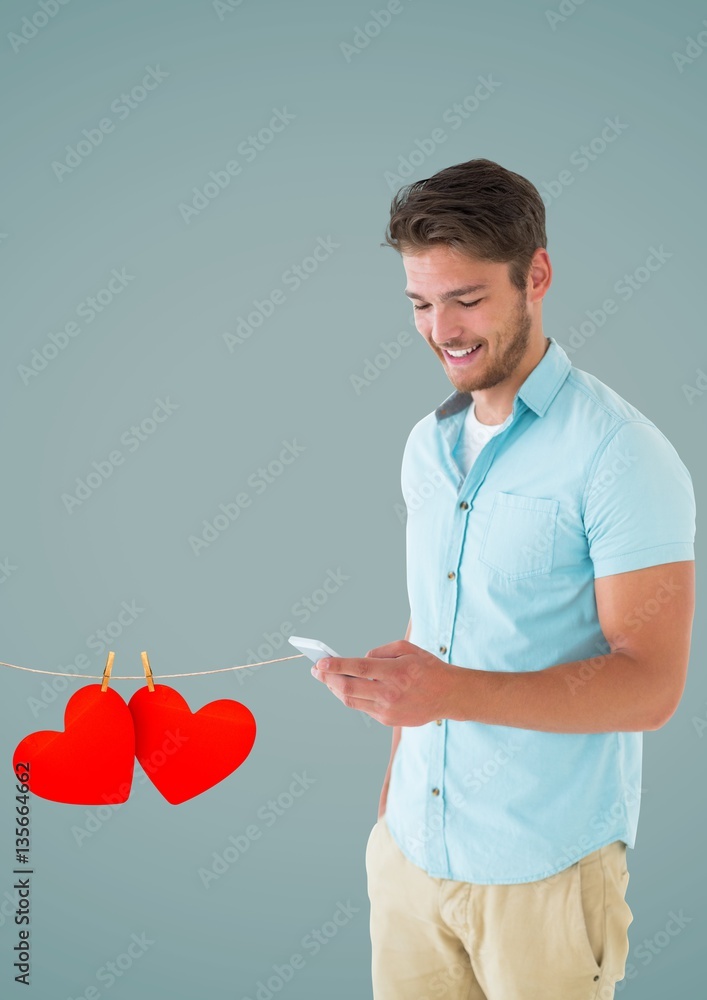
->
xmin=321 ymin=674 xmax=381 ymax=704
xmin=320 ymin=656 xmax=402 ymax=682
xmin=315 ymin=656 xmax=375 ymax=678
xmin=365 ymin=639 xmax=414 ymax=658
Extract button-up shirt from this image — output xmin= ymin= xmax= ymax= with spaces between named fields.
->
xmin=384 ymin=337 xmax=696 ymax=884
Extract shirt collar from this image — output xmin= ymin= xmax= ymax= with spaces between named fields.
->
xmin=434 ymin=337 xmax=572 ymax=422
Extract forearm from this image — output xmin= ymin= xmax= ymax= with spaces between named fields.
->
xmin=443 ymin=650 xmax=662 ymax=734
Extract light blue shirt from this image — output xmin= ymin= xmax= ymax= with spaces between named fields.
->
xmin=385 ymin=336 xmax=696 ymax=884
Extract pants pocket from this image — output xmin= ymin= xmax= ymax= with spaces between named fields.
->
xmin=572 ymin=852 xmax=604 ymax=975
xmin=573 ymin=842 xmax=633 ymax=981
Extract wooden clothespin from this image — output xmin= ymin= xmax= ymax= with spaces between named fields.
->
xmin=141 ymin=651 xmax=155 ymax=692
xmin=101 ymin=651 xmax=115 ymax=692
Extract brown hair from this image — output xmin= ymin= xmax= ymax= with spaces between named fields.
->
xmin=382 ymin=158 xmax=547 ymax=294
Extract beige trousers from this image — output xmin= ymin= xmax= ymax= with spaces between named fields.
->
xmin=366 ymin=814 xmax=633 ymax=1000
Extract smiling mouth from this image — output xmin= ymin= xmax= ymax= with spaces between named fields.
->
xmin=442 ymin=343 xmax=484 ymax=364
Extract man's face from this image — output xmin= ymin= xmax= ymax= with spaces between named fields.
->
xmin=402 ymin=245 xmax=533 ymax=395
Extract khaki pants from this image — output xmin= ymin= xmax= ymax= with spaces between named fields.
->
xmin=366 ymin=814 xmax=633 ymax=1000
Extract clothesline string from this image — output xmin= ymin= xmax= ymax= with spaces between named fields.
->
xmin=0 ymin=653 xmax=307 ymax=680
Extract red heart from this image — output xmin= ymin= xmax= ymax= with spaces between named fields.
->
xmin=12 ymin=685 xmax=135 ymax=805
xmin=127 ymin=685 xmax=256 ymax=805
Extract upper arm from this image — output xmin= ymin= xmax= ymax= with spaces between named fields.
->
xmin=595 ymin=560 xmax=695 ymax=728
xmin=583 ymin=419 xmax=696 ymax=728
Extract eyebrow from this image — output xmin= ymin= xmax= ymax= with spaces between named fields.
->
xmin=403 ymin=282 xmax=489 ymax=302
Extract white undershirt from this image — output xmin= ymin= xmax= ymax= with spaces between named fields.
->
xmin=454 ymin=399 xmax=506 ymax=479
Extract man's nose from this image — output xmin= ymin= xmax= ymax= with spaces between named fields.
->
xmin=429 ymin=310 xmax=464 ymax=346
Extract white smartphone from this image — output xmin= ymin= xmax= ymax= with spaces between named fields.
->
xmin=288 ymin=635 xmax=341 ymax=664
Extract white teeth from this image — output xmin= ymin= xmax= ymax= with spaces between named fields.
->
xmin=447 ymin=344 xmax=481 ymax=357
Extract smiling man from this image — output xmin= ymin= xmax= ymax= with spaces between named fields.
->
xmin=310 ymin=158 xmax=696 ymax=1000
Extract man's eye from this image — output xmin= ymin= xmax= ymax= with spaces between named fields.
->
xmin=413 ymin=299 xmax=483 ymax=311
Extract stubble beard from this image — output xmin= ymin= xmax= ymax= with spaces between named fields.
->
xmin=446 ymin=293 xmax=533 ymax=394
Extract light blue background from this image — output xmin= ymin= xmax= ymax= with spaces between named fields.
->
xmin=0 ymin=0 xmax=704 ymax=996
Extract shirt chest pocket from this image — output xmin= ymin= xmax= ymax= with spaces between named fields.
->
xmin=478 ymin=492 xmax=560 ymax=580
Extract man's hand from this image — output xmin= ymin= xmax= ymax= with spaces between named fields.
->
xmin=310 ymin=639 xmax=456 ymax=727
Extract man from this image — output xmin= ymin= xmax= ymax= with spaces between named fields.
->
xmin=310 ymin=158 xmax=696 ymax=1000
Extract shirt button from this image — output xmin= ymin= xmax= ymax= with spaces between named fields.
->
xmin=439 ymin=645 xmax=447 ymax=654
xmin=436 ymin=719 xmax=442 ymax=725
xmin=460 ymin=500 xmax=469 ymax=509
xmin=431 ymin=787 xmax=440 ymax=796
xmin=447 ymin=571 xmax=455 ymax=579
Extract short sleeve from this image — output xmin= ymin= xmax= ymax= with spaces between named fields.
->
xmin=583 ymin=420 xmax=696 ymax=578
